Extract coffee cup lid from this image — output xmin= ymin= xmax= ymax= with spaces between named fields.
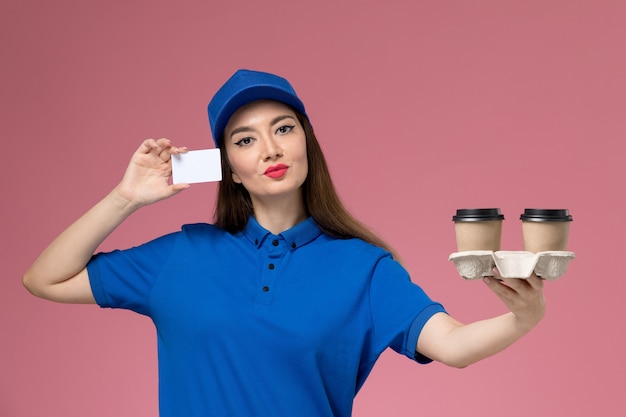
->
xmin=520 ymin=208 xmax=572 ymax=222
xmin=452 ymin=208 xmax=505 ymax=222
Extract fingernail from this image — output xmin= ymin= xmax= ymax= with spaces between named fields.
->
xmin=483 ymin=277 xmax=491 ymax=284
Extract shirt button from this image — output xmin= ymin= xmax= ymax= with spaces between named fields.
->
xmin=291 ymin=242 xmax=296 ymax=249
xmin=268 ymin=263 xmax=275 ymax=270
xmin=272 ymin=239 xmax=279 ymax=246
xmin=262 ymin=286 xmax=270 ymax=292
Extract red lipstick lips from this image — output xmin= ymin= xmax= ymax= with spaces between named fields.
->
xmin=264 ymin=164 xmax=289 ymax=178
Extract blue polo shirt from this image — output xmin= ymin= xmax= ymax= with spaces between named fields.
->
xmin=88 ymin=217 xmax=446 ymax=417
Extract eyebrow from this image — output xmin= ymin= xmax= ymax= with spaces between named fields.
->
xmin=229 ymin=114 xmax=297 ymax=139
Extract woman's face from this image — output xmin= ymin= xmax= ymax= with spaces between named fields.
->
xmin=223 ymin=100 xmax=308 ymax=206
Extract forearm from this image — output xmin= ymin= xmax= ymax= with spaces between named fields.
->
xmin=443 ymin=312 xmax=534 ymax=368
xmin=23 ymin=188 xmax=139 ymax=292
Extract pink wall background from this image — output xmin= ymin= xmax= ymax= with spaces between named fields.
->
xmin=2 ymin=1 xmax=624 ymax=416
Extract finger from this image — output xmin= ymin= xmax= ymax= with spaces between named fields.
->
xmin=170 ymin=146 xmax=189 ymax=155
xmin=491 ymin=267 xmax=503 ymax=280
xmin=483 ymin=276 xmax=516 ymax=301
xmin=501 ymin=276 xmax=529 ymax=289
xmin=501 ymin=275 xmax=544 ymax=295
xmin=155 ymin=137 xmax=171 ymax=148
xmin=526 ymin=274 xmax=544 ymax=290
xmin=154 ymin=138 xmax=173 ymax=162
xmin=171 ymin=183 xmax=191 ymax=192
xmin=159 ymin=142 xmax=189 ymax=162
xmin=139 ymin=138 xmax=158 ymax=154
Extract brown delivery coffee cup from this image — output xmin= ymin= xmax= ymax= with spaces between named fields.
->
xmin=453 ymin=208 xmax=504 ymax=252
xmin=521 ymin=209 xmax=572 ymax=252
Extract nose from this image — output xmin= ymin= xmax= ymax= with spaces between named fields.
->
xmin=261 ymin=136 xmax=283 ymax=161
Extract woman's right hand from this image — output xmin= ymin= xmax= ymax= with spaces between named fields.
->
xmin=23 ymin=138 xmax=191 ymax=303
xmin=114 ymin=138 xmax=190 ymax=208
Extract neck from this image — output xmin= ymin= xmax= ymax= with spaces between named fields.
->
xmin=251 ymin=194 xmax=307 ymax=235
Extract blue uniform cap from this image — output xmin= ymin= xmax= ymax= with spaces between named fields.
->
xmin=208 ymin=69 xmax=307 ymax=147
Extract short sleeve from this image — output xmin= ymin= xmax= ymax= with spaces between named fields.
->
xmin=368 ymin=255 xmax=446 ymax=363
xmin=87 ymin=232 xmax=179 ymax=316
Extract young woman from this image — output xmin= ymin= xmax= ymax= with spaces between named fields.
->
xmin=23 ymin=69 xmax=545 ymax=416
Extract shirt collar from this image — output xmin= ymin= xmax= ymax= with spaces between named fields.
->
xmin=242 ymin=216 xmax=322 ymax=251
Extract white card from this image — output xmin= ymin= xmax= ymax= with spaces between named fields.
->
xmin=171 ymin=149 xmax=222 ymax=184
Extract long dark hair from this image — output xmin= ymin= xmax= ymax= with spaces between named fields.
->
xmin=214 ymin=110 xmax=400 ymax=260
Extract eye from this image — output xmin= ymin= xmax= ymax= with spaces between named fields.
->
xmin=276 ymin=125 xmax=295 ymax=135
xmin=234 ymin=137 xmax=254 ymax=147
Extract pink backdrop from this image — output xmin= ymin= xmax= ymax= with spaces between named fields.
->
xmin=2 ymin=1 xmax=624 ymax=416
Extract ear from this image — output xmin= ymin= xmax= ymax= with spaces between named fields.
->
xmin=231 ymin=170 xmax=242 ymax=184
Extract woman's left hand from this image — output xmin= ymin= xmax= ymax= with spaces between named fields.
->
xmin=418 ymin=271 xmax=547 ymax=368
xmin=482 ymin=272 xmax=546 ymax=331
